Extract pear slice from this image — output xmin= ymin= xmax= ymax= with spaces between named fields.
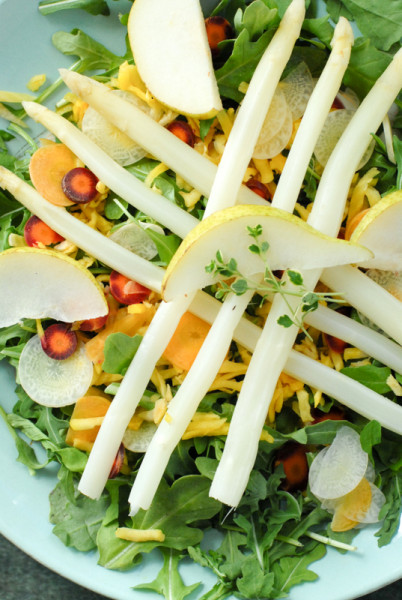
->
xmin=0 ymin=247 xmax=108 ymax=327
xmin=127 ymin=0 xmax=222 ymax=118
xmin=350 ymin=190 xmax=402 ymax=269
xmin=162 ymin=205 xmax=373 ymax=301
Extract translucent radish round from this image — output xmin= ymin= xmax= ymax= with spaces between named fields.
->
xmin=82 ymin=90 xmax=153 ymax=167
xmin=123 ymin=422 xmax=157 ymax=453
xmin=109 ymin=222 xmax=158 ymax=260
xmin=314 ymin=108 xmax=375 ymax=168
xmin=18 ymin=335 xmax=93 ymax=407
xmin=358 ymin=482 xmax=386 ymax=523
xmin=281 ymin=61 xmax=314 ymax=119
xmin=253 ymin=87 xmax=292 ymax=159
xmin=308 ymin=426 xmax=368 ymax=500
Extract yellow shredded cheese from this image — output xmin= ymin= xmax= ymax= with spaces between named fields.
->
xmin=27 ymin=74 xmax=46 ymax=92
xmin=115 ymin=527 xmax=165 ymax=543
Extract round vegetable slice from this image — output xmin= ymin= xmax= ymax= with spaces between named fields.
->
xmin=18 ymin=336 xmax=93 ymax=407
xmin=280 ymin=61 xmax=314 ymax=119
xmin=252 ymin=87 xmax=291 ymax=159
xmin=314 ymin=108 xmax=375 ymax=168
xmin=308 ymin=426 xmax=368 ymax=500
xmin=123 ymin=422 xmax=157 ymax=453
xmin=109 ymin=222 xmax=159 ymax=260
xmin=81 ymin=90 xmax=157 ymax=167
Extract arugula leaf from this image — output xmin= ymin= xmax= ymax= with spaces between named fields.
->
xmin=134 ymin=549 xmax=201 ymax=599
xmin=234 ymin=1 xmax=277 ymax=40
xmin=38 ymin=0 xmax=110 ymax=15
xmin=144 ymin=228 xmax=182 ymax=265
xmin=102 ymin=332 xmax=142 ymax=375
xmin=272 ymin=543 xmax=326 ymax=595
xmin=216 ymin=28 xmax=275 ymax=102
xmin=49 ymin=477 xmax=109 ymax=551
xmin=343 ymin=37 xmax=392 ymax=99
xmin=338 ymin=0 xmax=402 ymax=52
xmin=97 ymin=475 xmax=221 ymax=569
xmin=393 ymin=134 xmax=402 ymax=189
xmin=236 ymin=557 xmax=275 ymax=598
xmin=340 ymin=364 xmax=392 ymax=394
xmin=52 ymin=29 xmax=125 ymax=72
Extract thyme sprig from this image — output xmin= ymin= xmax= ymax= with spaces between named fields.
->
xmin=206 ymin=224 xmax=344 ymax=337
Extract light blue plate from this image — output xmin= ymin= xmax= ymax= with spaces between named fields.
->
xmin=0 ymin=1 xmax=401 ymax=598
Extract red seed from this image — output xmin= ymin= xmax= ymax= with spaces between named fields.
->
xmin=109 ymin=270 xmax=151 ymax=306
xmin=40 ymin=323 xmax=78 ymax=360
xmin=109 ymin=443 xmax=125 ymax=479
xmin=24 ymin=215 xmax=64 ymax=248
xmin=79 ymin=312 xmax=109 ymax=332
xmin=245 ymin=178 xmax=271 ymax=201
xmin=274 ymin=442 xmax=309 ymax=492
xmin=62 ymin=167 xmax=99 ymax=204
xmin=167 ymin=120 xmax=196 ymax=147
xmin=205 ymin=16 xmax=233 ymax=56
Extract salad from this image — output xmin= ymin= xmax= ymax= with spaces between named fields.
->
xmin=1 ymin=0 xmax=402 ymax=599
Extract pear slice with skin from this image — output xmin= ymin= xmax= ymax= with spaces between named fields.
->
xmin=127 ymin=0 xmax=222 ymax=118
xmin=0 ymin=247 xmax=108 ymax=327
xmin=162 ymin=205 xmax=373 ymax=301
xmin=350 ymin=190 xmax=402 ymax=269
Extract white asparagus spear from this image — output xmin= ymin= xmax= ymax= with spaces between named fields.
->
xmin=128 ymin=16 xmax=354 ymax=513
xmin=57 ymin=59 xmax=402 ymax=343
xmin=210 ymin=46 xmax=402 ymax=507
xmin=3 ymin=164 xmax=401 ymax=376
xmin=81 ymin=0 xmax=305 ymax=501
xmin=1 ymin=167 xmax=402 ymax=436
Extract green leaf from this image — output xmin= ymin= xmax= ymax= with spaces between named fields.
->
xmin=199 ymin=117 xmax=216 ymax=141
xmin=231 ymin=278 xmax=249 ymax=295
xmin=236 ymin=557 xmax=275 ymax=598
xmin=272 ymin=543 xmax=326 ymax=594
xmin=49 ymin=478 xmax=109 ymax=551
xmin=234 ymin=1 xmax=277 ymax=40
xmin=134 ymin=549 xmax=201 ymax=599
xmin=393 ymin=134 xmax=402 ymax=190
xmin=216 ymin=28 xmax=274 ymax=102
xmin=97 ymin=475 xmax=221 ymax=569
xmin=38 ymin=0 xmax=110 ymax=16
xmin=145 ymin=229 xmax=182 ymax=265
xmin=52 ymin=29 xmax=125 ymax=72
xmin=287 ymin=270 xmax=303 ymax=286
xmin=339 ymin=0 xmax=402 ymax=51
xmin=340 ymin=365 xmax=392 ymax=393
xmin=102 ymin=333 xmax=142 ymax=375
xmin=343 ymin=37 xmax=392 ymax=99
xmin=277 ymin=314 xmax=294 ymax=328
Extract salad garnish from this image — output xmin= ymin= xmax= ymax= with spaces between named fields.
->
xmin=1 ymin=1 xmax=402 ymax=599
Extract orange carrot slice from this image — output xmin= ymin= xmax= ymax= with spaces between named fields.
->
xmin=66 ymin=393 xmax=111 ymax=451
xmin=344 ymin=208 xmax=370 ymax=240
xmin=162 ymin=311 xmax=211 ymax=371
xmin=331 ymin=477 xmax=372 ymax=532
xmin=24 ymin=215 xmax=64 ymax=247
xmin=29 ymin=143 xmax=82 ymax=206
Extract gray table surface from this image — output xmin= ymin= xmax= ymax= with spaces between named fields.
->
xmin=1 ymin=533 xmax=401 ymax=600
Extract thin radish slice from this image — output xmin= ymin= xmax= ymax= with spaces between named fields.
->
xmin=252 ymin=87 xmax=291 ymax=159
xmin=109 ymin=222 xmax=158 ymax=260
xmin=308 ymin=426 xmax=368 ymax=500
xmin=314 ymin=108 xmax=375 ymax=168
xmin=123 ymin=423 xmax=157 ymax=453
xmin=81 ymin=90 xmax=168 ymax=167
xmin=18 ymin=336 xmax=93 ymax=407
xmin=281 ymin=61 xmax=314 ymax=119
xmin=258 ymin=107 xmax=293 ymax=159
